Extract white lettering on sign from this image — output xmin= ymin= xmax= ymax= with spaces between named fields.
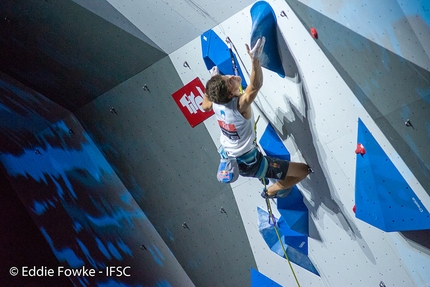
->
xmin=179 ymin=86 xmax=205 ymax=114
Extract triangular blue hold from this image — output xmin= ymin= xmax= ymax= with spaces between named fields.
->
xmin=258 ymin=206 xmax=280 ymax=249
xmin=277 ymin=186 xmax=309 ymax=236
xmin=277 ymin=217 xmax=308 ymax=255
xmin=285 ymin=247 xmax=320 ymax=277
xmin=251 ymin=268 xmax=282 ymax=287
xmin=257 ymin=207 xmax=319 ymax=276
xmin=278 ymin=209 xmax=308 ymax=237
xmin=250 ymin=1 xmax=285 ymax=77
xmin=355 ymin=118 xmax=430 ymax=232
xmin=259 ymin=123 xmax=290 ymax=161
xmin=201 ymin=29 xmax=248 ymax=89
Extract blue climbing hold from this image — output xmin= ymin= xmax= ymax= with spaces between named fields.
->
xmin=250 ymin=1 xmax=285 ymax=77
xmin=201 ymin=29 xmax=248 ymax=89
xmin=355 ymin=118 xmax=430 ymax=232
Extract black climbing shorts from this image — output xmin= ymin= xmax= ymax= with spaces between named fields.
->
xmin=236 ymin=147 xmax=289 ymax=180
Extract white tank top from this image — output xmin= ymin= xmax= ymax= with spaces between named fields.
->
xmin=212 ymin=97 xmax=255 ymax=157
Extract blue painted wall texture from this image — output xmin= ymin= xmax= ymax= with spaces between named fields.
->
xmin=0 ymin=72 xmax=191 ymax=286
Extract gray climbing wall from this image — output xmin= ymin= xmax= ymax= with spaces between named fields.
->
xmin=0 ymin=0 xmax=166 ymax=112
xmin=74 ymin=56 xmax=257 ymax=287
xmin=285 ymin=0 xmax=430 ymax=195
xmin=3 ymin=0 xmax=429 ymax=286
xmin=1 ymin=0 xmax=259 ymax=285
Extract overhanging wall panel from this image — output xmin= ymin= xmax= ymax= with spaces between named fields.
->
xmin=72 ymin=0 xmax=162 ymax=50
xmin=0 ymin=0 xmax=166 ymax=112
xmin=75 ymin=56 xmax=257 ymax=287
xmin=0 ymin=72 xmax=192 ymax=286
xmin=106 ymin=0 xmax=257 ymax=54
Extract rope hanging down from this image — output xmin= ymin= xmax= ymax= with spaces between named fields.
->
xmin=233 ymin=36 xmax=301 ymax=287
xmin=226 ymin=37 xmax=277 ymax=129
xmin=262 ymin=179 xmax=301 ymax=287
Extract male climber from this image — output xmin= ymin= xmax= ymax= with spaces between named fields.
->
xmin=202 ymin=37 xmax=311 ymax=198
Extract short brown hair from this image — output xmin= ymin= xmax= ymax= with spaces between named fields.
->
xmin=205 ymin=75 xmax=230 ymax=104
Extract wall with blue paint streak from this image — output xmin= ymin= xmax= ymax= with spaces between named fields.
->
xmin=0 ymin=72 xmax=193 ymax=286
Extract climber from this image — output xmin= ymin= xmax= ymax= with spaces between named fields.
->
xmin=202 ymin=37 xmax=311 ymax=198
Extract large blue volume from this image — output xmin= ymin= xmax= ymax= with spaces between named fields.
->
xmin=258 ymin=124 xmax=319 ymax=276
xmin=201 ymin=29 xmax=248 ymax=89
xmin=251 ymin=267 xmax=282 ymax=287
xmin=355 ymin=118 xmax=430 ymax=231
xmin=259 ymin=123 xmax=290 ymax=161
xmin=250 ymin=1 xmax=285 ymax=77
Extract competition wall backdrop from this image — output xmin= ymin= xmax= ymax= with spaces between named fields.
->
xmin=1 ymin=0 xmax=429 ymax=286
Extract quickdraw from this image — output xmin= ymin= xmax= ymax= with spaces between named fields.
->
xmin=265 ymin=198 xmax=277 ymax=226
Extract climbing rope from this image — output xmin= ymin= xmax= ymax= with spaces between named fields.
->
xmin=262 ymin=170 xmax=301 ymax=287
xmin=227 ymin=37 xmax=243 ymax=94
xmin=254 ymin=115 xmax=260 ymax=144
xmin=227 ymin=37 xmax=278 ymax=130
xmin=228 ymin=36 xmax=301 ymax=286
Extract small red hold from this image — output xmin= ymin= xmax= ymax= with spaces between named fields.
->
xmin=352 ymin=205 xmax=356 ymax=213
xmin=355 ymin=143 xmax=366 ymax=155
xmin=310 ymin=27 xmax=318 ymax=39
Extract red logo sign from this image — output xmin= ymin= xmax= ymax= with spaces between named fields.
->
xmin=172 ymin=77 xmax=214 ymax=128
